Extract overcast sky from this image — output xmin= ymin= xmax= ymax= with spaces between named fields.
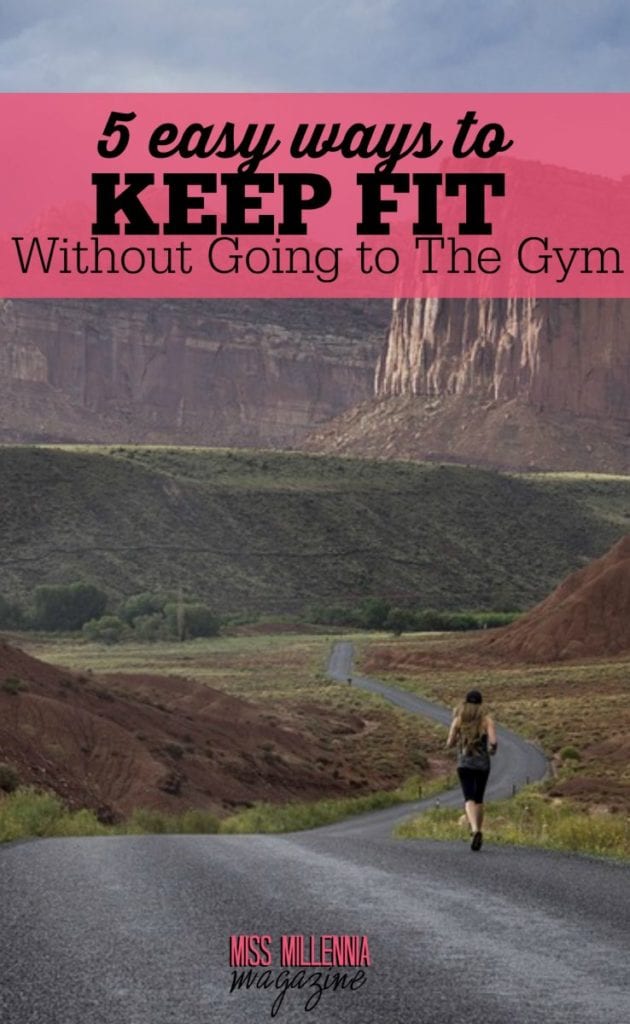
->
xmin=1 ymin=0 xmax=629 ymax=91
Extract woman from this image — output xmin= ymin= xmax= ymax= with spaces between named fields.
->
xmin=446 ymin=689 xmax=497 ymax=851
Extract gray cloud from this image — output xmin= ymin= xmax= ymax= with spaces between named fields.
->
xmin=0 ymin=0 xmax=629 ymax=90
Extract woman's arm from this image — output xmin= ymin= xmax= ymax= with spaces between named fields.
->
xmin=446 ymin=716 xmax=459 ymax=748
xmin=486 ymin=715 xmax=498 ymax=753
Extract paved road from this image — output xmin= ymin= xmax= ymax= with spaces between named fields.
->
xmin=1 ymin=644 xmax=628 ymax=1024
xmin=324 ymin=641 xmax=548 ymax=836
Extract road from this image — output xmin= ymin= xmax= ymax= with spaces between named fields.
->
xmin=0 ymin=643 xmax=628 ymax=1024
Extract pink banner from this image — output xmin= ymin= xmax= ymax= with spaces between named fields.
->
xmin=1 ymin=93 xmax=629 ymax=298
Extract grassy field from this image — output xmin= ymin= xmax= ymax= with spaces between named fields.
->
xmin=1 ymin=445 xmax=630 ymax=615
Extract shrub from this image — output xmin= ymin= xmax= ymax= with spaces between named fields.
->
xmin=306 ymin=604 xmax=355 ymax=627
xmin=0 ymin=595 xmax=24 ymax=629
xmin=119 ymin=592 xmax=165 ymax=625
xmin=32 ymin=582 xmax=108 ymax=632
xmin=560 ymin=746 xmax=582 ymax=762
xmin=0 ymin=764 xmax=19 ymax=793
xmin=82 ymin=615 xmax=128 ymax=645
xmin=356 ymin=597 xmax=391 ymax=630
xmin=384 ymin=607 xmax=416 ymax=636
xmin=164 ymin=742 xmax=184 ymax=760
xmin=2 ymin=676 xmax=25 ymax=695
xmin=164 ymin=602 xmax=220 ymax=639
xmin=125 ymin=807 xmax=219 ymax=835
xmin=0 ymin=789 xmax=78 ymax=842
xmin=126 ymin=808 xmax=173 ymax=834
xmin=133 ymin=613 xmax=169 ymax=642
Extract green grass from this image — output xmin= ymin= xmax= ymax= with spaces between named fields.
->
xmin=4 ymin=776 xmax=626 ymax=856
xmin=0 ymin=789 xmax=112 ymax=842
xmin=396 ymin=787 xmax=630 ymax=860
xmin=0 ymin=774 xmax=454 ymax=843
xmin=0 ymin=445 xmax=629 ymax=615
xmin=220 ymin=772 xmax=454 ymax=834
xmin=0 ymin=789 xmax=222 ymax=842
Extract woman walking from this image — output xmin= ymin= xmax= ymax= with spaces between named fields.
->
xmin=447 ymin=689 xmax=497 ymax=851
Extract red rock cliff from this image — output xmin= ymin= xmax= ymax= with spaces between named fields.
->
xmin=376 ymin=298 xmax=630 ymax=421
xmin=0 ymin=298 xmax=389 ymax=445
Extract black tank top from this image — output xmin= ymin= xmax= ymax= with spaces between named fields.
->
xmin=457 ymin=731 xmax=491 ymax=771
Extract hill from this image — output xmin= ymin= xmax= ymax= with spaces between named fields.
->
xmin=0 ymin=637 xmax=376 ymax=818
xmin=1 ymin=446 xmax=630 ymax=614
xmin=304 ymin=394 xmax=630 ymax=474
xmin=478 ymin=535 xmax=630 ymax=662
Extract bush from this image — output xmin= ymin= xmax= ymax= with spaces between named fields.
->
xmin=0 ymin=594 xmax=24 ymax=629
xmin=82 ymin=615 xmax=128 ymax=645
xmin=306 ymin=599 xmax=521 ymax=634
xmin=0 ymin=789 xmax=110 ymax=842
xmin=306 ymin=604 xmax=356 ymax=627
xmin=0 ymin=764 xmax=19 ymax=793
xmin=125 ymin=808 xmax=173 ymax=834
xmin=2 ymin=676 xmax=25 ymax=695
xmin=356 ymin=597 xmax=391 ymax=630
xmin=32 ymin=582 xmax=108 ymax=632
xmin=384 ymin=607 xmax=416 ymax=636
xmin=164 ymin=602 xmax=220 ymax=639
xmin=560 ymin=746 xmax=582 ymax=762
xmin=119 ymin=592 xmax=165 ymax=625
xmin=125 ymin=807 xmax=219 ymax=835
xmin=133 ymin=613 xmax=169 ymax=642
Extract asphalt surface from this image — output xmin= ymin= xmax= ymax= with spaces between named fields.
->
xmin=1 ymin=643 xmax=628 ymax=1024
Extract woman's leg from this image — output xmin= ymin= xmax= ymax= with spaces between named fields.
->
xmin=470 ymin=770 xmax=490 ymax=846
xmin=458 ymin=769 xmax=476 ymax=831
xmin=465 ymin=800 xmax=481 ymax=832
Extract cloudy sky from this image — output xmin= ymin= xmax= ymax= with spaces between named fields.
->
xmin=1 ymin=0 xmax=629 ymax=91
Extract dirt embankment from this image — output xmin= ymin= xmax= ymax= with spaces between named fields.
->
xmin=476 ymin=535 xmax=630 ymax=663
xmin=365 ymin=535 xmax=630 ymax=670
xmin=0 ymin=639 xmax=387 ymax=820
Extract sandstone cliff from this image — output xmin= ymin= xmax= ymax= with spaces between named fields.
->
xmin=377 ymin=298 xmax=630 ymax=419
xmin=306 ymin=299 xmax=630 ymax=472
xmin=0 ymin=299 xmax=389 ymax=445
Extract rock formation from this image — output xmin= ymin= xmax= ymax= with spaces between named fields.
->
xmin=306 ymin=299 xmax=630 ymax=472
xmin=0 ymin=299 xmax=389 ymax=445
xmin=376 ymin=298 xmax=630 ymax=420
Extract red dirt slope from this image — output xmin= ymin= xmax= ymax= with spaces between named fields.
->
xmin=0 ymin=639 xmax=371 ymax=819
xmin=479 ymin=535 xmax=630 ymax=662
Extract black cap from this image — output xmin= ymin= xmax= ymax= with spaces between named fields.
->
xmin=465 ymin=689 xmax=483 ymax=704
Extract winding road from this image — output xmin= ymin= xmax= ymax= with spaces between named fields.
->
xmin=0 ymin=643 xmax=628 ymax=1024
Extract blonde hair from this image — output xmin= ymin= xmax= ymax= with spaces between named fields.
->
xmin=453 ymin=701 xmax=487 ymax=754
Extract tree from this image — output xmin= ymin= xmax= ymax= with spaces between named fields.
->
xmin=384 ymin=607 xmax=414 ymax=636
xmin=164 ymin=602 xmax=220 ymax=639
xmin=357 ymin=597 xmax=391 ymax=630
xmin=133 ymin=613 xmax=169 ymax=642
xmin=0 ymin=594 xmax=24 ymax=629
xmin=82 ymin=615 xmax=128 ymax=645
xmin=119 ymin=592 xmax=165 ymax=625
xmin=33 ymin=582 xmax=108 ymax=632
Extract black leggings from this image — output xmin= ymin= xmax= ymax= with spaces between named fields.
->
xmin=457 ymin=767 xmax=490 ymax=803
